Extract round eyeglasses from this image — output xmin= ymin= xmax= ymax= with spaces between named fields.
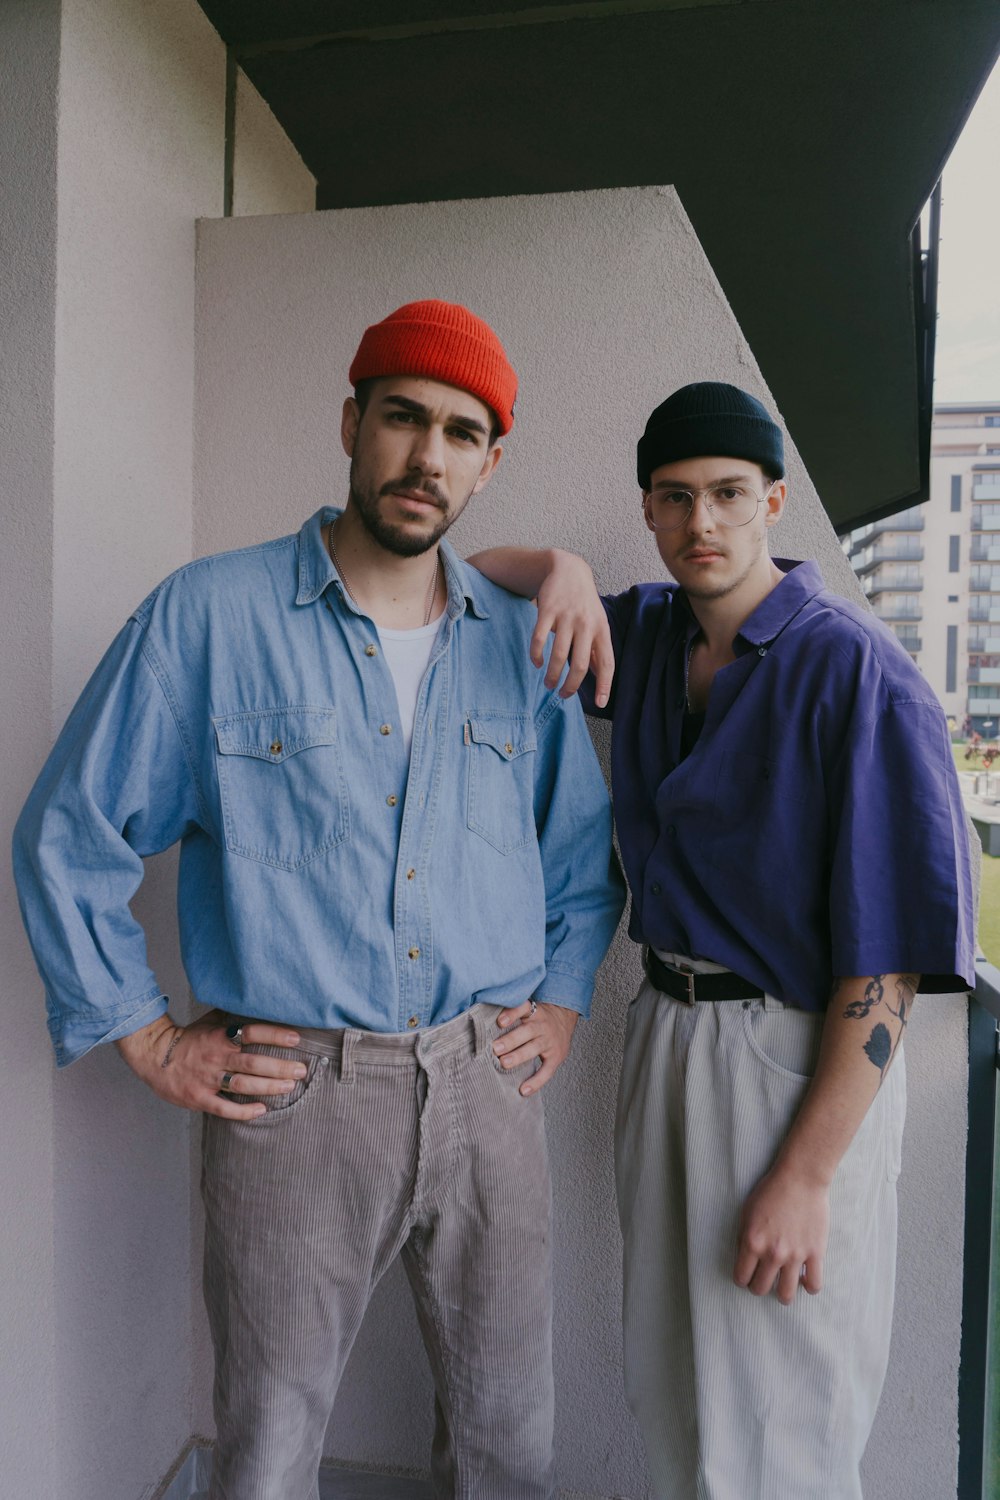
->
xmin=644 ymin=479 xmax=775 ymax=531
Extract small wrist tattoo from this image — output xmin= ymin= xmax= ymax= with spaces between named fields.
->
xmin=160 ymin=1026 xmax=184 ymax=1069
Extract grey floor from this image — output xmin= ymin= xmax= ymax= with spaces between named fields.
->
xmin=160 ymin=1446 xmax=433 ymax=1499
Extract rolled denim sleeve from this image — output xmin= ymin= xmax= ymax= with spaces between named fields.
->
xmin=12 ymin=620 xmax=202 ymax=1066
xmin=530 ymin=690 xmax=625 ymax=1015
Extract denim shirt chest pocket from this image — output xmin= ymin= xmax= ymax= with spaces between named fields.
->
xmin=213 ymin=706 xmax=350 ymax=870
xmin=465 ymin=713 xmax=537 ymax=854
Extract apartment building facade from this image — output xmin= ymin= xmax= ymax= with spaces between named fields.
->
xmin=844 ymin=401 xmax=1000 ymax=733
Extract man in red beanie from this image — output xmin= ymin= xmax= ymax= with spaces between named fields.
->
xmin=14 ymin=300 xmax=624 ymax=1499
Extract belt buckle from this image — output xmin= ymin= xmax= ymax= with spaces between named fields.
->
xmin=678 ymin=966 xmax=697 ymax=1007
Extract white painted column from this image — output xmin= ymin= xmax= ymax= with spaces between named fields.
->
xmin=0 ymin=5 xmax=61 ymax=1496
xmin=2 ymin=1 xmax=315 ymax=1495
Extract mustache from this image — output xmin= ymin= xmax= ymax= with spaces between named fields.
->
xmin=379 ymin=474 xmax=448 ymax=510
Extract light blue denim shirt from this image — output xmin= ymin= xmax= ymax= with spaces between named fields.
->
xmin=14 ymin=508 xmax=624 ymax=1066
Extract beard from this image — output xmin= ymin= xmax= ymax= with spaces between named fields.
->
xmin=348 ymin=464 xmax=463 ymax=558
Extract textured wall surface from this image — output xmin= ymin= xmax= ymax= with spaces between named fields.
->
xmin=3 ymin=1 xmax=323 ymax=1496
xmin=233 ymin=66 xmax=316 ymax=218
xmin=0 ymin=5 xmax=61 ymax=1497
xmin=194 ymin=188 xmax=968 ymax=1496
xmin=49 ymin=2 xmax=227 ymax=1495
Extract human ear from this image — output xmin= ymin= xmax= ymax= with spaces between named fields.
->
xmin=471 ymin=442 xmax=503 ymax=496
xmin=763 ymin=480 xmax=788 ymax=527
xmin=340 ymin=397 xmax=361 ymax=458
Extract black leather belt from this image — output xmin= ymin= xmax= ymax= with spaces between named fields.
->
xmin=644 ymin=949 xmax=764 ymax=1005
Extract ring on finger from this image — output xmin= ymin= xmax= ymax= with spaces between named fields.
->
xmin=220 ymin=1071 xmax=236 ymax=1091
xmin=225 ymin=1023 xmax=244 ymax=1046
xmin=528 ymin=999 xmax=538 ymax=1017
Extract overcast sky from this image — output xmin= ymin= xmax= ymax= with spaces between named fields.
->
xmin=933 ymin=53 xmax=1000 ymax=404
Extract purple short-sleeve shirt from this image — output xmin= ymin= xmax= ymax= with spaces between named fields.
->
xmin=582 ymin=559 xmax=976 ymax=1010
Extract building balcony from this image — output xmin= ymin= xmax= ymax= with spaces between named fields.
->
xmin=872 ymin=605 xmax=922 ymax=621
xmin=864 ymin=579 xmax=923 ymax=596
xmin=969 ymin=636 xmax=1000 ymax=653
xmin=853 ymin=546 xmax=925 ymax=575
xmin=848 ymin=511 xmax=926 ymax=552
xmin=971 ymin=508 xmax=1000 ymax=532
xmin=971 ymin=542 xmax=1000 ymax=563
xmin=867 ymin=510 xmax=926 ymax=535
xmin=968 ymin=667 xmax=1000 ymax=685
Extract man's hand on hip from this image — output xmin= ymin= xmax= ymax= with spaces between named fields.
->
xmin=493 ymin=1000 xmax=579 ymax=1096
xmin=115 ymin=1010 xmax=306 ymax=1119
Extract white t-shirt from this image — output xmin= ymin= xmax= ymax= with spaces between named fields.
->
xmin=376 ymin=613 xmax=446 ymax=756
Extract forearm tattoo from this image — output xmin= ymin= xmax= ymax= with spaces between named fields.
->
xmin=842 ymin=974 xmax=884 ymax=1020
xmin=835 ymin=972 xmax=918 ymax=1081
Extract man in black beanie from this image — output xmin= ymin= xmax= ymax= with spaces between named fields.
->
xmin=471 ymin=381 xmax=974 ymax=1499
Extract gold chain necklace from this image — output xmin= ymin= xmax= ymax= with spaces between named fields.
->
xmin=327 ymin=524 xmax=441 ymax=627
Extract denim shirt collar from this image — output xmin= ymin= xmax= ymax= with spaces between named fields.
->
xmin=676 ymin=557 xmax=825 ymax=653
xmin=295 ymin=506 xmax=491 ymax=620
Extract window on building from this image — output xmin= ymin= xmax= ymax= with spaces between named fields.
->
xmin=949 ymin=536 xmax=960 ymax=572
xmin=946 ymin=626 xmax=957 ymax=693
xmin=951 ymin=475 xmax=962 ymax=511
xmin=949 ymin=595 xmax=959 ymax=603
xmin=985 ymin=415 xmax=1000 ymax=427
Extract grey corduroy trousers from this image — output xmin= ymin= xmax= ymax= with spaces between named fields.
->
xmin=616 ymin=980 xmax=905 ymax=1500
xmin=201 ymin=1004 xmax=555 ymax=1500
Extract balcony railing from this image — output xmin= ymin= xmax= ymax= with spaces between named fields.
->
xmin=872 ymin=605 xmax=922 ymax=621
xmin=961 ymin=958 xmax=1000 ymax=1500
xmin=854 ymin=546 xmax=925 ymax=574
xmin=850 ymin=510 xmax=926 ymax=547
xmin=865 ymin=578 xmax=923 ymax=594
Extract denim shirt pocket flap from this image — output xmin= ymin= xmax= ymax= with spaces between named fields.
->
xmin=214 ymin=708 xmax=338 ymax=764
xmin=212 ymin=707 xmax=349 ymax=869
xmin=465 ymin=716 xmax=537 ymax=854
xmin=466 ymin=717 xmax=537 ymax=760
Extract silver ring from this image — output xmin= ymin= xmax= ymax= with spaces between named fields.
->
xmin=225 ymin=1023 xmax=244 ymax=1046
xmin=220 ymin=1071 xmax=236 ymax=1090
xmin=528 ymin=999 xmax=538 ymax=1017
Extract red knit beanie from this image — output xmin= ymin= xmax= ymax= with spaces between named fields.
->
xmin=349 ymin=300 xmax=517 ymax=435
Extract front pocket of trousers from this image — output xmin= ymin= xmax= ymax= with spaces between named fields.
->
xmin=240 ymin=1046 xmax=326 ymax=1119
xmin=214 ymin=706 xmax=350 ymax=869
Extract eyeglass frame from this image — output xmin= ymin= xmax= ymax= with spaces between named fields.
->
xmin=642 ymin=477 xmax=778 ymax=531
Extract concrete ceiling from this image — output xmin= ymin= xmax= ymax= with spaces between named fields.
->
xmin=196 ymin=1 xmax=1000 ymax=531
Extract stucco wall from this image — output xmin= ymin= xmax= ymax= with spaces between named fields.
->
xmin=3 ymin=2 xmax=320 ymax=1496
xmin=233 ymin=66 xmax=316 ymax=218
xmin=0 ymin=5 xmax=61 ymax=1496
xmin=193 ymin=187 xmax=968 ymax=1496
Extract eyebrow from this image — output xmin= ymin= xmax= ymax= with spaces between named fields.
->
xmin=650 ymin=472 xmax=754 ymax=489
xmin=381 ymin=393 xmax=489 ymax=439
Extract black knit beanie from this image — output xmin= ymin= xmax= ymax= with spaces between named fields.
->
xmin=636 ymin=382 xmax=784 ymax=489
